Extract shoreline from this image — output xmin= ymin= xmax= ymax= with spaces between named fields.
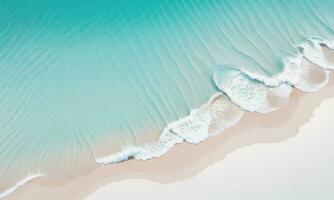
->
xmin=6 ymin=74 xmax=334 ymax=200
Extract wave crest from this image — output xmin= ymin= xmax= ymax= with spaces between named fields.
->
xmin=213 ymin=38 xmax=334 ymax=112
xmin=96 ymin=37 xmax=334 ymax=165
xmin=3 ymin=37 xmax=334 ymax=199
xmin=96 ymin=94 xmax=244 ymax=164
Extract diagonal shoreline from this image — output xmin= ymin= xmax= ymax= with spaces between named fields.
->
xmin=5 ymin=74 xmax=334 ymax=200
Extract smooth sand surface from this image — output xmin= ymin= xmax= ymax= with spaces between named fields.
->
xmin=85 ymin=97 xmax=334 ymax=200
xmin=6 ymin=73 xmax=334 ymax=200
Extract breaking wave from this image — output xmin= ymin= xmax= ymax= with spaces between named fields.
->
xmin=96 ymin=38 xmax=334 ymax=164
xmin=2 ymin=34 xmax=334 ymax=200
xmin=2 ymin=0 xmax=334 ymax=198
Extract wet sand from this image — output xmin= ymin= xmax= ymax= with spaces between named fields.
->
xmin=85 ymin=95 xmax=334 ymax=200
xmin=5 ymin=72 xmax=334 ymax=200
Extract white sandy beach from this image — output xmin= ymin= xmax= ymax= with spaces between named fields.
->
xmin=5 ymin=73 xmax=334 ymax=200
xmin=2 ymin=1 xmax=334 ymax=199
xmin=85 ymin=96 xmax=334 ymax=200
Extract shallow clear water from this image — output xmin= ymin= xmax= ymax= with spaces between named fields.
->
xmin=1 ymin=0 xmax=334 ymax=196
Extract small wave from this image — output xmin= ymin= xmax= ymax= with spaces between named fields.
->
xmin=299 ymin=37 xmax=334 ymax=70
xmin=96 ymin=37 xmax=334 ymax=166
xmin=213 ymin=66 xmax=292 ymax=113
xmin=3 ymin=37 xmax=334 ymax=199
xmin=213 ymin=38 xmax=334 ymax=112
xmin=0 ymin=174 xmax=44 ymax=199
xmin=96 ymin=94 xmax=244 ymax=164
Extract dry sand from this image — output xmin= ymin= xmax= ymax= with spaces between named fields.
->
xmin=84 ymin=96 xmax=334 ymax=200
xmin=5 ymin=73 xmax=334 ymax=200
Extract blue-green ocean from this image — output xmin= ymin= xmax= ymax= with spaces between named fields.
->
xmin=1 ymin=0 xmax=334 ymax=197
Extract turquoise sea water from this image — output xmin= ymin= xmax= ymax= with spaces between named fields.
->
xmin=1 ymin=0 xmax=334 ymax=196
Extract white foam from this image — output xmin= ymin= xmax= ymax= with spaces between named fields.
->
xmin=96 ymin=94 xmax=244 ymax=164
xmin=4 ymin=37 xmax=333 ymax=199
xmin=0 ymin=174 xmax=44 ymax=199
xmin=299 ymin=37 xmax=334 ymax=69
xmin=212 ymin=38 xmax=334 ymax=112
xmin=96 ymin=37 xmax=334 ymax=164
xmin=268 ymin=84 xmax=292 ymax=98
xmin=213 ymin=67 xmax=293 ymax=113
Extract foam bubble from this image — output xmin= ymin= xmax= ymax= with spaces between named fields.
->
xmin=96 ymin=94 xmax=244 ymax=164
xmin=0 ymin=174 xmax=44 ymax=199
xmin=97 ymin=37 xmax=334 ymax=165
xmin=299 ymin=38 xmax=334 ymax=69
xmin=213 ymin=67 xmax=291 ymax=113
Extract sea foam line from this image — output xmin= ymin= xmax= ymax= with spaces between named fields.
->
xmin=214 ymin=37 xmax=334 ymax=113
xmin=0 ymin=174 xmax=44 ymax=199
xmin=96 ymin=37 xmax=334 ymax=164
xmin=96 ymin=93 xmax=244 ymax=164
xmin=2 ymin=37 xmax=334 ymax=199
